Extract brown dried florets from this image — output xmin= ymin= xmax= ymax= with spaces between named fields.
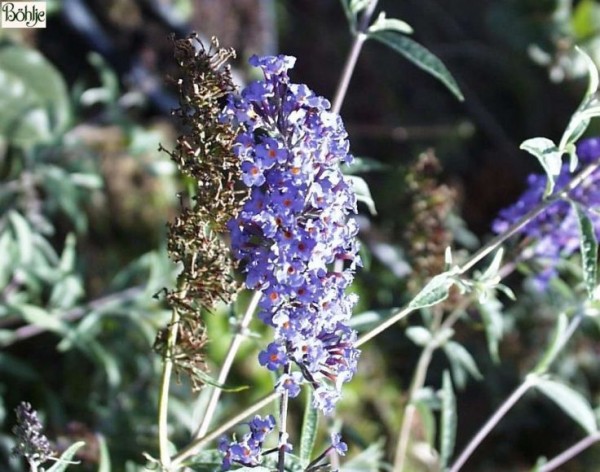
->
xmin=404 ymin=150 xmax=457 ymax=302
xmin=155 ymin=35 xmax=246 ymax=390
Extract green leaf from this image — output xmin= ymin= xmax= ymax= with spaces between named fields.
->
xmin=571 ymin=202 xmax=598 ymax=299
xmin=231 ymin=468 xmax=271 ymax=472
xmin=348 ymin=308 xmax=399 ymax=331
xmin=439 ymin=371 xmax=457 ymax=469
xmin=558 ymin=48 xmax=600 ymax=152
xmin=535 ymin=377 xmax=598 ymax=435
xmin=10 ymin=303 xmax=66 ymax=335
xmin=0 ymin=44 xmax=69 ymax=146
xmin=367 ymin=12 xmax=413 ymax=35
xmin=300 ymin=390 xmax=319 ymax=467
xmin=443 ymin=341 xmax=483 ymax=387
xmin=343 ymin=156 xmax=387 ymax=175
xmin=530 ymin=456 xmax=548 ymax=472
xmin=368 ymin=30 xmax=464 ymax=101
xmin=349 ymin=0 xmax=371 ymax=16
xmin=347 ymin=175 xmax=377 ymax=215
xmin=45 ymin=441 xmax=85 ymax=472
xmin=534 ymin=313 xmax=568 ymax=375
xmin=340 ymin=439 xmax=385 ymax=472
xmin=58 ymin=233 xmax=77 ymax=273
xmin=408 ymin=269 xmax=460 ymax=310
xmin=187 ymin=449 xmax=222 ymax=471
xmin=405 ymin=326 xmax=433 ymax=347
xmin=519 ymin=137 xmax=562 ymax=196
xmin=413 ymin=397 xmax=437 ymax=447
xmin=97 ymin=435 xmax=111 ymax=472
xmin=572 ymin=0 xmax=600 ymax=40
xmin=8 ymin=210 xmax=33 ymax=265
xmin=478 ymin=297 xmax=504 ymax=363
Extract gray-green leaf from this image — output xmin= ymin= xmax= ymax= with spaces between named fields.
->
xmin=571 ymin=202 xmax=598 ymax=299
xmin=439 ymin=371 xmax=457 ymax=468
xmin=408 ymin=269 xmax=460 ymax=310
xmin=300 ymin=390 xmax=319 ymax=467
xmin=348 ymin=175 xmax=377 ymax=215
xmin=46 ymin=441 xmax=85 ymax=472
xmin=519 ymin=137 xmax=562 ymax=197
xmin=368 ymin=30 xmax=464 ymax=101
xmin=0 ymin=44 xmax=69 ymax=146
xmin=535 ymin=377 xmax=598 ymax=435
xmin=368 ymin=12 xmax=413 ymax=35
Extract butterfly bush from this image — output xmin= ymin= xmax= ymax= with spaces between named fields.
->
xmin=222 ymin=55 xmax=361 ymax=415
xmin=492 ymin=137 xmax=600 ymax=288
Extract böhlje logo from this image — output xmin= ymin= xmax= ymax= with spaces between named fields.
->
xmin=1 ymin=1 xmax=46 ymax=28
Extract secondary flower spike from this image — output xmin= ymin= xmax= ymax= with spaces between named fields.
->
xmin=492 ymin=137 xmax=600 ymax=288
xmin=224 ymin=55 xmax=361 ymax=415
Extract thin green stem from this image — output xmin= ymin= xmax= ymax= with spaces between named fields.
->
xmin=277 ymin=367 xmax=291 ymax=472
xmin=158 ymin=305 xmax=182 ymax=468
xmin=357 ymin=159 xmax=600 ymax=347
xmin=448 ymin=377 xmax=535 ymax=472
xmin=449 ymin=311 xmax=584 ymax=471
xmin=193 ymin=291 xmax=262 ymax=440
xmin=540 ymin=432 xmax=600 ymax=471
xmin=331 ymin=0 xmax=378 ymax=115
xmin=393 ymin=298 xmax=472 ymax=471
xmin=170 ymin=391 xmax=279 ymax=468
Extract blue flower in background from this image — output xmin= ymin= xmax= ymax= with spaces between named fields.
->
xmin=224 ymin=55 xmax=360 ymax=415
xmin=492 ymin=137 xmax=600 ymax=288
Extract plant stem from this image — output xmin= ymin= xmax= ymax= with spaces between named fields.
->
xmin=158 ymin=305 xmax=182 ymax=468
xmin=1 ymin=285 xmax=146 ymax=346
xmin=393 ymin=298 xmax=471 ymax=471
xmin=357 ymin=159 xmax=600 ymax=347
xmin=171 ymin=391 xmax=280 ymax=468
xmin=277 ymin=368 xmax=291 ymax=472
xmin=331 ymin=0 xmax=378 ymax=115
xmin=448 ymin=377 xmax=535 ymax=472
xmin=540 ymin=432 xmax=600 ymax=472
xmin=449 ymin=309 xmax=584 ymax=471
xmin=193 ymin=291 xmax=262 ymax=440
xmin=392 ymin=347 xmax=436 ymax=471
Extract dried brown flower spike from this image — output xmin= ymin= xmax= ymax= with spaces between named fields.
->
xmin=155 ymin=35 xmax=246 ymax=390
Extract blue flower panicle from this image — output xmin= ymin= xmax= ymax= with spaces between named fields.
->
xmin=492 ymin=137 xmax=600 ymax=288
xmin=218 ymin=415 xmax=276 ymax=470
xmin=223 ymin=55 xmax=361 ymax=415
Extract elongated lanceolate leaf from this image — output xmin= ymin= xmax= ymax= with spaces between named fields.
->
xmin=408 ymin=269 xmax=459 ymax=310
xmin=46 ymin=441 xmax=85 ymax=472
xmin=368 ymin=30 xmax=464 ymax=101
xmin=535 ymin=377 xmax=598 ymax=435
xmin=300 ymin=390 xmax=319 ymax=467
xmin=439 ymin=371 xmax=457 ymax=469
xmin=534 ymin=313 xmax=568 ymax=375
xmin=571 ymin=202 xmax=599 ymax=299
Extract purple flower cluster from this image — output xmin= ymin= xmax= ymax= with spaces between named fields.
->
xmin=218 ymin=415 xmax=276 ymax=469
xmin=223 ymin=55 xmax=361 ymax=414
xmin=492 ymin=137 xmax=600 ymax=288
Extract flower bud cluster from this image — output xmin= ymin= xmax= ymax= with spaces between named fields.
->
xmin=12 ymin=402 xmax=54 ymax=466
xmin=218 ymin=415 xmax=276 ymax=469
xmin=223 ymin=55 xmax=361 ymax=414
xmin=492 ymin=137 xmax=600 ymax=288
